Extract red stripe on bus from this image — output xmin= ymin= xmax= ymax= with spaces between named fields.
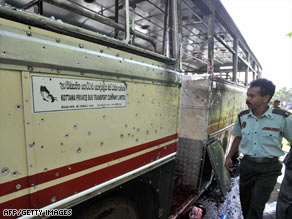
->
xmin=0 ymin=194 xmax=30 ymax=218
xmin=0 ymin=143 xmax=176 ymax=211
xmin=0 ymin=134 xmax=177 ymax=197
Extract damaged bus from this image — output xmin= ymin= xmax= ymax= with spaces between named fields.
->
xmin=0 ymin=0 xmax=261 ymax=218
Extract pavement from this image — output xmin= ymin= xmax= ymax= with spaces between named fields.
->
xmin=197 ymin=153 xmax=290 ymax=219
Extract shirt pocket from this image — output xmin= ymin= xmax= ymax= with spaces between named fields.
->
xmin=260 ymin=130 xmax=280 ymax=147
xmin=240 ymin=129 xmax=252 ymax=149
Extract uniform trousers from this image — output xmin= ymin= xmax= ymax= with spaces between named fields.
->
xmin=239 ymin=157 xmax=282 ymax=219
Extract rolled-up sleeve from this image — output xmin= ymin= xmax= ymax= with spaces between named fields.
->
xmin=283 ymin=115 xmax=292 ymax=143
xmin=231 ymin=117 xmax=242 ymax=137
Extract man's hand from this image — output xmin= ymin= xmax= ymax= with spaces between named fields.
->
xmin=225 ymin=136 xmax=241 ymax=171
xmin=225 ymin=156 xmax=234 ymax=171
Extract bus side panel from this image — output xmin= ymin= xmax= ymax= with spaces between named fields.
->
xmin=0 ymin=70 xmax=30 ymax=212
xmin=0 ymin=18 xmax=181 ymax=213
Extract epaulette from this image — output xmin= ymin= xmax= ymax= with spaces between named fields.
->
xmin=238 ymin=109 xmax=250 ymax=129
xmin=272 ymin=108 xmax=291 ymax=118
xmin=238 ymin=109 xmax=250 ymax=117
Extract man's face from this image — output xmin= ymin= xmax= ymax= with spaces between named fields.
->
xmin=246 ymin=86 xmax=270 ymax=110
xmin=273 ymin=102 xmax=280 ymax=108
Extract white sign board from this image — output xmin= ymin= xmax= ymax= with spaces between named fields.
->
xmin=31 ymin=75 xmax=127 ymax=113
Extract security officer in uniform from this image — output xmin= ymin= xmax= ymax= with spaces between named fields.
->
xmin=225 ymin=78 xmax=292 ymax=219
xmin=273 ymin=99 xmax=281 ymax=109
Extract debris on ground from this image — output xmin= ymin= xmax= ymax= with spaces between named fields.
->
xmin=197 ymin=177 xmax=243 ymax=219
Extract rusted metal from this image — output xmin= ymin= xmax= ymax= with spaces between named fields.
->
xmin=43 ymin=0 xmax=157 ymax=48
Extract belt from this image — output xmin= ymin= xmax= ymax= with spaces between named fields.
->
xmin=244 ymin=155 xmax=279 ymax=163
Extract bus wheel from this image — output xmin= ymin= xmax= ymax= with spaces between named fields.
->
xmin=79 ymin=197 xmax=140 ymax=219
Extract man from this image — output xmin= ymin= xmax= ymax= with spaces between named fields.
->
xmin=225 ymin=78 xmax=292 ymax=219
xmin=276 ymin=148 xmax=292 ymax=219
xmin=273 ymin=99 xmax=281 ymax=109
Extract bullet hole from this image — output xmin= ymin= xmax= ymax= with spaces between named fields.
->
xmin=29 ymin=142 xmax=35 ymax=148
xmin=51 ymin=196 xmax=56 ymax=203
xmin=1 ymin=167 xmax=9 ymax=176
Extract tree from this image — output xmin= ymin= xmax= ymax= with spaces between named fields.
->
xmin=273 ymin=87 xmax=292 ymax=106
xmin=288 ymin=32 xmax=292 ymax=38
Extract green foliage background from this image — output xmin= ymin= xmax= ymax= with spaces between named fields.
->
xmin=272 ymin=87 xmax=292 ymax=107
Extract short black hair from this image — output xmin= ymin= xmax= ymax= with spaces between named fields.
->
xmin=249 ymin=78 xmax=275 ymax=102
xmin=274 ymin=99 xmax=280 ymax=103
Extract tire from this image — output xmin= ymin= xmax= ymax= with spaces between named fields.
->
xmin=78 ymin=197 xmax=140 ymax=219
